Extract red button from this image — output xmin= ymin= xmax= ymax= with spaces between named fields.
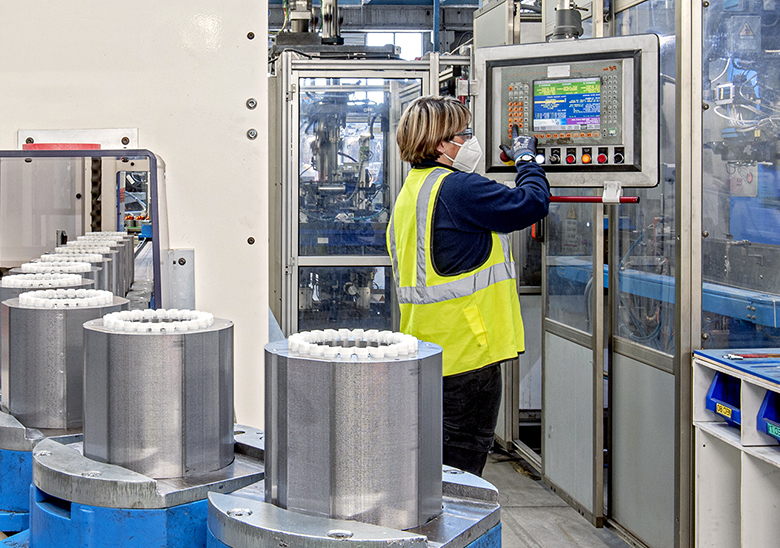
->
xmin=597 ymin=154 xmax=608 ymax=164
xmin=566 ymin=154 xmax=576 ymax=164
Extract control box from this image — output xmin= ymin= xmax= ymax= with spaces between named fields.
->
xmin=475 ymin=34 xmax=660 ymax=187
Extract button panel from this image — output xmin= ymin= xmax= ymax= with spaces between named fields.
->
xmin=534 ymin=145 xmax=626 ymax=166
xmin=497 ymin=58 xmax=627 ymax=172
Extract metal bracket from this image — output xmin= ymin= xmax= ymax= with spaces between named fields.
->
xmin=602 ymin=181 xmax=623 ymax=204
xmin=167 ymin=249 xmax=195 ymax=309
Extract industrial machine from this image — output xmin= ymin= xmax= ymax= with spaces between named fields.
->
xmin=473 ymin=34 xmax=662 ymax=527
xmin=206 ymin=331 xmax=500 ymax=548
xmin=268 ymin=43 xmax=445 ymax=335
xmin=700 ymin=1 xmax=780 ymax=348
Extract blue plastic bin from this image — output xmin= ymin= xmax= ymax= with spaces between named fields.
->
xmin=706 ymin=372 xmax=742 ymax=427
xmin=757 ymin=390 xmax=780 ymax=441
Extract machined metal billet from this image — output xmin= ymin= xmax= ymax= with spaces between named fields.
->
xmin=32 ymin=424 xmax=264 ymax=510
xmin=1 ymin=291 xmax=128 ymax=430
xmin=83 ymin=311 xmax=234 ymax=479
xmin=80 ymin=233 xmax=135 ymax=295
xmin=13 ymin=261 xmax=102 ymax=292
xmin=39 ymin=252 xmax=112 ymax=292
xmin=57 ymin=244 xmax=121 ymax=296
xmin=265 ymin=336 xmax=443 ymax=531
xmin=0 ymin=273 xmax=92 ymax=303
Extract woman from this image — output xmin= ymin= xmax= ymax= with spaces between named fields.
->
xmin=387 ymin=95 xmax=550 ymax=476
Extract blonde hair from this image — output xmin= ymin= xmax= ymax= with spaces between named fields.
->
xmin=397 ymin=96 xmax=471 ymax=164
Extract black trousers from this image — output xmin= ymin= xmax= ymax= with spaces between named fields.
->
xmin=442 ymin=363 xmax=502 ymax=477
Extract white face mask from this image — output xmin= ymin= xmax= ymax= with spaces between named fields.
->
xmin=443 ymin=137 xmax=483 ymax=173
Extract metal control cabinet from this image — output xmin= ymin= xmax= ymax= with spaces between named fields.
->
xmin=270 ymin=52 xmax=437 ymax=335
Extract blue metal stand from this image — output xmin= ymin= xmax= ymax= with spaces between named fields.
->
xmin=206 ymin=522 xmax=502 ymax=547
xmin=0 ymin=528 xmax=29 ymax=547
xmin=30 ymin=487 xmax=207 ymax=548
xmin=0 ymin=448 xmax=33 ymax=533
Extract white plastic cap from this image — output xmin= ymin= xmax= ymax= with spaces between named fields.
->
xmin=101 ymin=309 xmax=215 ymax=333
xmin=18 ymin=288 xmax=113 ymax=308
xmin=1 ymin=273 xmax=83 ymax=289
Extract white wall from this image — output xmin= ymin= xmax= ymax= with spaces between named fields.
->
xmin=0 ymin=1 xmax=269 ymax=427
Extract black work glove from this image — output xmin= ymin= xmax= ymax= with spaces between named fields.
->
xmin=499 ymin=124 xmax=537 ymax=165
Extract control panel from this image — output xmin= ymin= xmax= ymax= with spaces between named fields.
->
xmin=475 ymin=35 xmax=660 ymax=187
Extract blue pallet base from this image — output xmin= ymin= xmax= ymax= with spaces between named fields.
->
xmin=466 ymin=523 xmax=502 ymax=548
xmin=0 ymin=448 xmax=33 ymax=533
xmin=206 ymin=522 xmax=502 ymax=547
xmin=30 ymin=486 xmax=207 ymax=548
xmin=1 ymin=528 xmax=29 ymax=547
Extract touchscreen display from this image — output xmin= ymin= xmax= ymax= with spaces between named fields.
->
xmin=532 ymin=77 xmax=601 ymax=133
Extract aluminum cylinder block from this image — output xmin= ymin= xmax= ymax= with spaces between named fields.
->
xmin=57 ymin=245 xmax=121 ymax=296
xmin=264 ymin=329 xmax=443 ymax=530
xmin=79 ymin=233 xmax=134 ymax=294
xmin=14 ymin=260 xmax=101 ymax=290
xmin=45 ymin=251 xmax=113 ymax=293
xmin=0 ymin=289 xmax=127 ymax=430
xmin=83 ymin=309 xmax=234 ymax=479
xmin=0 ymin=273 xmax=91 ymax=304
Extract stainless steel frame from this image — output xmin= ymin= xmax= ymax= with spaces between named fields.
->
xmin=273 ymin=53 xmax=435 ymax=335
xmin=675 ymin=1 xmax=701 ymax=546
xmin=540 ymin=198 xmax=605 ymax=527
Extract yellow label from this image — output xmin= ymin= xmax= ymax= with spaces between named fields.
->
xmin=716 ymin=402 xmax=732 ymax=419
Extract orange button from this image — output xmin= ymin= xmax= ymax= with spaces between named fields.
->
xmin=519 ymin=124 xmax=523 ymax=128
xmin=587 ymin=133 xmax=592 ymax=137
xmin=546 ymin=134 xmax=552 ymax=138
xmin=518 ymin=102 xmax=523 ymax=106
xmin=508 ymin=86 xmax=514 ymax=91
xmin=566 ymin=133 xmax=572 ymax=138
xmin=582 ymin=154 xmax=592 ymax=164
xmin=580 ymin=133 xmax=586 ymax=137
xmin=595 ymin=132 xmax=600 ymax=137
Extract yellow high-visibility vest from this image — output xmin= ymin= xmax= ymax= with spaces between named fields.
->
xmin=387 ymin=166 xmax=525 ymax=376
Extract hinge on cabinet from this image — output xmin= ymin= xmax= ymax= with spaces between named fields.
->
xmin=284 ymin=257 xmax=296 ymax=275
xmin=286 ymin=83 xmax=297 ymax=102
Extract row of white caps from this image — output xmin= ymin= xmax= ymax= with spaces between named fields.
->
xmin=287 ymin=329 xmax=419 ymax=359
xmin=19 ymin=289 xmax=114 ymax=308
xmin=84 ymin=231 xmax=128 ymax=238
xmin=102 ymin=309 xmax=215 ymax=333
xmin=20 ymin=261 xmax=92 ymax=274
xmin=68 ymin=240 xmax=118 ymax=248
xmin=56 ymin=245 xmax=113 ymax=254
xmin=1 ymin=273 xmax=83 ymax=288
xmin=39 ymin=253 xmax=104 ymax=263
xmin=77 ymin=232 xmax=124 ymax=242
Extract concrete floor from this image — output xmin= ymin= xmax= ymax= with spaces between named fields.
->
xmin=482 ymin=452 xmax=630 ymax=548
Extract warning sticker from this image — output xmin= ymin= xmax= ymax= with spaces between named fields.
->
xmin=740 ymin=23 xmax=754 ymax=36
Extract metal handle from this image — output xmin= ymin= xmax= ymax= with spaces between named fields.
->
xmin=550 ymin=196 xmax=640 ymax=204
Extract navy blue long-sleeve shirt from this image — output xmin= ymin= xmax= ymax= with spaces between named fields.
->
xmin=411 ymin=160 xmax=550 ymax=276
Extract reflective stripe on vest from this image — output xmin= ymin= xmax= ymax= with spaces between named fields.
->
xmin=388 ymin=168 xmax=516 ymax=305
